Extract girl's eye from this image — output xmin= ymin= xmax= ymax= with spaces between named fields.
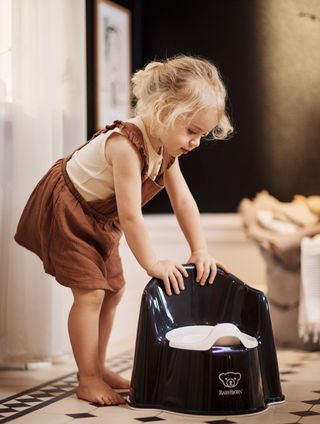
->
xmin=187 ymin=128 xmax=196 ymax=135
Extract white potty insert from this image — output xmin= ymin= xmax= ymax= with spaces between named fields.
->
xmin=166 ymin=323 xmax=258 ymax=351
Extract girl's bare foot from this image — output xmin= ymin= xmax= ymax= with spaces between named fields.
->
xmin=99 ymin=366 xmax=130 ymax=390
xmin=76 ymin=375 xmax=126 ymax=405
xmin=77 ymin=369 xmax=130 ymax=391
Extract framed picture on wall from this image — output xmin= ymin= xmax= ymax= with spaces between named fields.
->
xmin=94 ymin=0 xmax=131 ymax=130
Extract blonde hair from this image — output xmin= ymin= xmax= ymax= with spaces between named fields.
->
xmin=131 ymin=55 xmax=233 ymax=140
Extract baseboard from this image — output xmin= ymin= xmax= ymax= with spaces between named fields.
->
xmin=143 ymin=213 xmax=246 ymax=243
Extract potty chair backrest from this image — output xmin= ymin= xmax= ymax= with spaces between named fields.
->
xmin=131 ymin=264 xmax=283 ymax=405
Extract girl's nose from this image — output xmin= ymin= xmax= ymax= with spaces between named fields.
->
xmin=190 ymin=137 xmax=201 ymax=149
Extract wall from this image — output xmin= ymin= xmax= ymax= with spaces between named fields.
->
xmin=254 ymin=0 xmax=320 ymax=199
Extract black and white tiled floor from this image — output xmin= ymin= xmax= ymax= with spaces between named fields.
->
xmin=1 ymin=349 xmax=320 ymax=423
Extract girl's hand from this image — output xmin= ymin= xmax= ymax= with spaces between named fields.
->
xmin=187 ymin=249 xmax=229 ymax=285
xmin=146 ymin=260 xmax=189 ymax=296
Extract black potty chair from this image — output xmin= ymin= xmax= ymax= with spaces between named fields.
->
xmin=129 ymin=264 xmax=284 ymax=415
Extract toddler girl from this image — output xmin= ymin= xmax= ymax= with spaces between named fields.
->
xmin=15 ymin=55 xmax=233 ymax=405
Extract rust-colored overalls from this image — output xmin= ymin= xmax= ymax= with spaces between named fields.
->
xmin=14 ymin=120 xmax=175 ymax=291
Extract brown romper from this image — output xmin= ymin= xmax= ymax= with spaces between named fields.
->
xmin=14 ymin=120 xmax=175 ymax=291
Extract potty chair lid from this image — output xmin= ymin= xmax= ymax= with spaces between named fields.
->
xmin=166 ymin=323 xmax=258 ymax=351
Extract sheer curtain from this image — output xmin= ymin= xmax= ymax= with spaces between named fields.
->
xmin=0 ymin=0 xmax=86 ymax=364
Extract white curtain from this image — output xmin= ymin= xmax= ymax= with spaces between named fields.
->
xmin=0 ymin=0 xmax=87 ymax=363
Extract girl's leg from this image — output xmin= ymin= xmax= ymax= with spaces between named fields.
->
xmin=68 ymin=287 xmax=125 ymax=405
xmin=98 ymin=288 xmax=130 ymax=389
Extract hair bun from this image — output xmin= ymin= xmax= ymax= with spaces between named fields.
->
xmin=131 ymin=61 xmax=164 ymax=100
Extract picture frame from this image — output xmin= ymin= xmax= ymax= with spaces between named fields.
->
xmin=94 ymin=0 xmax=131 ymax=130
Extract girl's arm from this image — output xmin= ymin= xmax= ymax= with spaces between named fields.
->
xmin=164 ymin=159 xmax=229 ymax=284
xmin=106 ymin=134 xmax=187 ymax=295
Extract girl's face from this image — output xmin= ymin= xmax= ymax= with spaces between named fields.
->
xmin=160 ymin=107 xmax=220 ymax=157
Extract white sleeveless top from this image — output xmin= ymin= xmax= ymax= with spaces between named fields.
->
xmin=66 ymin=117 xmax=163 ymax=201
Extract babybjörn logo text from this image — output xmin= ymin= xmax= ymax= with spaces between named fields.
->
xmin=218 ymin=372 xmax=241 ymax=388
